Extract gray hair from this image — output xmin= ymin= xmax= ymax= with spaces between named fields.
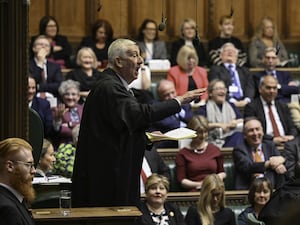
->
xmin=58 ymin=80 xmax=80 ymax=96
xmin=220 ymin=42 xmax=238 ymax=55
xmin=107 ymin=38 xmax=137 ymax=67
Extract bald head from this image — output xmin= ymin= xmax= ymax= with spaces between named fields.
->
xmin=157 ymin=79 xmax=177 ymax=101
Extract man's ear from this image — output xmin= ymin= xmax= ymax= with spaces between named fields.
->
xmin=6 ymin=160 xmax=14 ymax=172
xmin=114 ymin=57 xmax=123 ymax=68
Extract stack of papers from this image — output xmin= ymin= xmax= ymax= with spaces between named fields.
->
xmin=146 ymin=127 xmax=197 ymax=142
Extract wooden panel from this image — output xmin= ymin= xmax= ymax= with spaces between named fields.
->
xmin=48 ymin=0 xmax=87 ymax=42
xmin=285 ymin=0 xmax=300 ymax=39
xmin=247 ymin=0 xmax=283 ymax=38
xmin=168 ymin=0 xmax=206 ymax=40
xmin=29 ymin=0 xmax=47 ymax=36
xmin=129 ymin=0 xmax=165 ymax=39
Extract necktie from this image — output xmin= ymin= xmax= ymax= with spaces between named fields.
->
xmin=228 ymin=64 xmax=242 ymax=99
xmin=40 ymin=69 xmax=46 ymax=83
xmin=268 ymin=103 xmax=280 ymax=137
xmin=128 ymin=88 xmax=135 ymax=97
xmin=140 ymin=169 xmax=148 ymax=185
xmin=254 ymin=148 xmax=263 ymax=162
xmin=70 ymin=108 xmax=80 ymax=123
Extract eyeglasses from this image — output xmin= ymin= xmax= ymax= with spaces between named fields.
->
xmin=64 ymin=92 xmax=78 ymax=96
xmin=12 ymin=161 xmax=35 ymax=170
xmin=213 ymin=87 xmax=227 ymax=91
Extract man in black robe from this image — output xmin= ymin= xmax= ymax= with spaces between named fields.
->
xmin=71 ymin=38 xmax=205 ymax=207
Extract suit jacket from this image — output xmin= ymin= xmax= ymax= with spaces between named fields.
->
xmin=72 ymin=68 xmax=182 ymax=207
xmin=144 ymin=147 xmax=171 ymax=180
xmin=29 ymin=58 xmax=63 ymax=97
xmin=170 ymin=38 xmax=207 ymax=66
xmin=0 ymin=186 xmax=35 ymax=225
xmin=233 ymin=140 xmax=284 ymax=189
xmin=254 ymin=71 xmax=299 ymax=102
xmin=244 ymin=97 xmax=298 ymax=140
xmin=137 ymin=40 xmax=168 ymax=61
xmin=31 ymin=96 xmax=54 ymax=138
xmin=209 ymin=64 xmax=255 ymax=100
xmin=283 ymin=137 xmax=300 ymax=179
xmin=135 ymin=201 xmax=185 ymax=225
xmin=167 ymin=65 xmax=209 ymax=100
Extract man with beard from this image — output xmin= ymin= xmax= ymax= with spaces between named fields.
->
xmin=0 ymin=138 xmax=36 ymax=225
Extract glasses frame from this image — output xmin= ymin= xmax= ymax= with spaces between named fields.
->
xmin=11 ymin=160 xmax=35 ymax=170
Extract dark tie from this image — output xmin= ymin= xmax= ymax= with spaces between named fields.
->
xmin=128 ymin=88 xmax=135 ymax=97
xmin=22 ymin=199 xmax=33 ymax=217
xmin=228 ymin=64 xmax=242 ymax=99
xmin=268 ymin=103 xmax=280 ymax=137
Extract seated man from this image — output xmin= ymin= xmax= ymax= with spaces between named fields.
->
xmin=283 ymin=137 xmax=300 ymax=179
xmin=149 ymin=79 xmax=194 ymax=148
xmin=233 ymin=117 xmax=286 ymax=190
xmin=244 ymin=75 xmax=297 ymax=146
xmin=208 ymin=42 xmax=255 ymax=108
xmin=29 ymin=35 xmax=63 ymax=98
xmin=253 ymin=47 xmax=299 ymax=103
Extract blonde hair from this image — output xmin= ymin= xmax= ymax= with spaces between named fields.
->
xmin=76 ymin=47 xmax=98 ymax=68
xmin=180 ymin=18 xmax=196 ymax=38
xmin=252 ymin=16 xmax=280 ymax=42
xmin=176 ymin=45 xmax=199 ymax=70
xmin=197 ymin=174 xmax=225 ymax=225
xmin=145 ymin=173 xmax=169 ymax=193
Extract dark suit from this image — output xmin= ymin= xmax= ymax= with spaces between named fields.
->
xmin=149 ymin=104 xmax=193 ymax=148
xmin=72 ymin=68 xmax=182 ymax=207
xmin=29 ymin=58 xmax=63 ymax=97
xmin=254 ymin=71 xmax=299 ymax=103
xmin=135 ymin=201 xmax=185 ymax=225
xmin=283 ymin=137 xmax=300 ymax=179
xmin=244 ymin=97 xmax=297 ymax=140
xmin=209 ymin=64 xmax=255 ymax=100
xmin=0 ymin=186 xmax=35 ymax=225
xmin=144 ymin=147 xmax=170 ymax=180
xmin=233 ymin=140 xmax=285 ymax=189
xmin=170 ymin=38 xmax=207 ymax=66
xmin=31 ymin=96 xmax=54 ymax=138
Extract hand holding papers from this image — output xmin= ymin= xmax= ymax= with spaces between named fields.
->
xmin=146 ymin=127 xmax=197 ymax=142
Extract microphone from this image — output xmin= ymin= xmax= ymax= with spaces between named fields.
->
xmin=158 ymin=17 xmax=167 ymax=31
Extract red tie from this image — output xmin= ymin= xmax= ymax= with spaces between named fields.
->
xmin=268 ymin=103 xmax=280 ymax=137
xmin=141 ymin=169 xmax=148 ymax=185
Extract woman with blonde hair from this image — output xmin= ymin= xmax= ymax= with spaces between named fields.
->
xmin=135 ymin=173 xmax=185 ymax=225
xmin=170 ymin=18 xmax=207 ymax=66
xmin=248 ymin=16 xmax=288 ymax=67
xmin=185 ymin=174 xmax=236 ymax=225
xmin=167 ymin=45 xmax=208 ymax=104
xmin=66 ymin=47 xmax=101 ymax=100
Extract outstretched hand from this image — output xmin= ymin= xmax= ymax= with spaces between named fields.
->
xmin=176 ymin=88 xmax=206 ymax=105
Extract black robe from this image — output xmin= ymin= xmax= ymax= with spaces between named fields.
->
xmin=72 ymin=68 xmax=181 ymax=207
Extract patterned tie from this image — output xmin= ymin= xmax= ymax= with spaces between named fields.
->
xmin=268 ymin=102 xmax=280 ymax=137
xmin=70 ymin=108 xmax=80 ymax=123
xmin=228 ymin=64 xmax=242 ymax=99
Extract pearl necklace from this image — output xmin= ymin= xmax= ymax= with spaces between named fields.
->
xmin=193 ymin=142 xmax=208 ymax=154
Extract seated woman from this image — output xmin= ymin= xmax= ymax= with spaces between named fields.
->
xmin=77 ymin=19 xmax=114 ymax=69
xmin=197 ymin=79 xmax=244 ymax=148
xmin=248 ymin=16 xmax=288 ymax=68
xmin=170 ymin=18 xmax=207 ymax=66
xmin=65 ymin=47 xmax=101 ymax=101
xmin=135 ymin=174 xmax=185 ymax=225
xmin=35 ymin=139 xmax=56 ymax=179
xmin=238 ymin=177 xmax=272 ymax=225
xmin=167 ymin=45 xmax=209 ymax=105
xmin=185 ymin=174 xmax=236 ymax=225
xmin=136 ymin=18 xmax=168 ymax=65
xmin=176 ymin=116 xmax=226 ymax=191
xmin=30 ymin=16 xmax=72 ymax=68
xmin=53 ymin=80 xmax=83 ymax=146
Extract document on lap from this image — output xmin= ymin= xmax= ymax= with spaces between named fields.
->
xmin=146 ymin=127 xmax=197 ymax=142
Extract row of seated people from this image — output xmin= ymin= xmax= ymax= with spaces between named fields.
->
xmin=29 ymin=15 xmax=298 ymax=70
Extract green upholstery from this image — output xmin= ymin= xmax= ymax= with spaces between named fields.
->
xmin=164 ymin=158 xmax=236 ymax=192
xmin=29 ymin=108 xmax=44 ymax=167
